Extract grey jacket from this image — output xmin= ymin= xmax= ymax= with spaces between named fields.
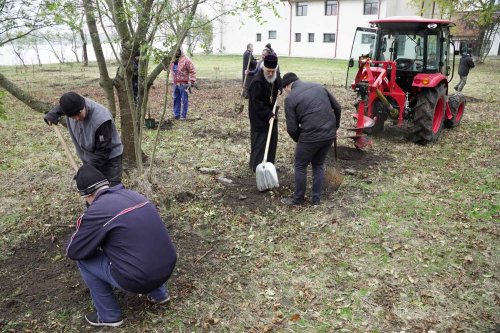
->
xmin=284 ymin=80 xmax=341 ymax=143
xmin=47 ymin=98 xmax=123 ymax=164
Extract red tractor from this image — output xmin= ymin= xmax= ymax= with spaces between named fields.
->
xmin=346 ymin=16 xmax=466 ymax=148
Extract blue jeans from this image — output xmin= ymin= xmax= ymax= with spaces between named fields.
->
xmin=293 ymin=139 xmax=334 ymax=204
xmin=173 ymin=84 xmax=189 ymax=119
xmin=77 ymin=251 xmax=168 ymax=322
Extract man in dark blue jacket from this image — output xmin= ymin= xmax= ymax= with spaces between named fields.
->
xmin=67 ymin=164 xmax=177 ymax=327
xmin=281 ymin=73 xmax=341 ymax=206
xmin=454 ymin=48 xmax=475 ymax=92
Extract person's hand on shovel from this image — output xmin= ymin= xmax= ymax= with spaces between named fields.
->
xmin=43 ymin=112 xmax=60 ymax=126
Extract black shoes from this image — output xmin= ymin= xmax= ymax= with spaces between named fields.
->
xmin=281 ymin=198 xmax=302 ymax=206
xmin=147 ymin=294 xmax=170 ymax=304
xmin=85 ymin=312 xmax=123 ymax=327
xmin=281 ymin=197 xmax=320 ymax=206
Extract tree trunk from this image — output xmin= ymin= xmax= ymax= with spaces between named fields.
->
xmin=83 ymin=0 xmax=116 ymax=117
xmin=0 ymin=73 xmax=53 ymax=113
xmin=114 ymin=77 xmax=136 ymax=163
xmin=80 ymin=28 xmax=89 ymax=67
xmin=34 ymin=40 xmax=42 ymax=66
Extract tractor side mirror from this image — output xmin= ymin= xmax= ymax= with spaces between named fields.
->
xmin=348 ymin=58 xmax=354 ymax=67
xmin=454 ymin=50 xmax=459 ymax=55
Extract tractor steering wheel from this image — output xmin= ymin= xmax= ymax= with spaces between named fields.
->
xmin=395 ymin=58 xmax=414 ymax=70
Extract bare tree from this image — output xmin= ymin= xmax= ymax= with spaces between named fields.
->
xmin=410 ymin=0 xmax=500 ymax=62
xmin=0 ymin=0 xmax=282 ymax=173
xmin=40 ymin=31 xmax=68 ymax=64
xmin=10 ymin=41 xmax=27 ymax=67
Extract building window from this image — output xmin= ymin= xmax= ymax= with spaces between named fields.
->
xmin=256 ymin=33 xmax=261 ymax=42
xmin=268 ymin=30 xmax=277 ymax=39
xmin=295 ymin=33 xmax=301 ymax=42
xmin=364 ymin=0 xmax=378 ymax=15
xmin=323 ymin=33 xmax=336 ymax=43
xmin=296 ymin=2 xmax=307 ymax=16
xmin=325 ymin=0 xmax=338 ymax=16
xmin=308 ymin=33 xmax=315 ymax=42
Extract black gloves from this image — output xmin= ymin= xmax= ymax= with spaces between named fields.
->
xmin=44 ymin=106 xmax=64 ymax=125
xmin=44 ymin=111 xmax=60 ymax=125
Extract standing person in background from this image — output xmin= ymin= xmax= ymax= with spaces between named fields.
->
xmin=454 ymin=48 xmax=475 ymax=92
xmin=280 ymin=73 xmax=341 ymax=206
xmin=170 ymin=47 xmax=196 ymax=120
xmin=242 ymin=43 xmax=257 ymax=98
xmin=246 ymin=47 xmax=271 ymax=77
xmin=43 ymin=92 xmax=123 ymax=186
xmin=247 ymin=54 xmax=282 ymax=172
xmin=265 ymin=43 xmax=277 ymax=56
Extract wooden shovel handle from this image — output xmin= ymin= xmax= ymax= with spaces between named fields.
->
xmin=52 ymin=125 xmax=79 ymax=172
xmin=241 ymin=51 xmax=253 ymax=95
xmin=262 ymin=97 xmax=279 ymax=163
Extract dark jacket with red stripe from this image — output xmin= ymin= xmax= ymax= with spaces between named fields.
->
xmin=66 ymin=185 xmax=177 ymax=294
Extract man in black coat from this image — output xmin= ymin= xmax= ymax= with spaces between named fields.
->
xmin=454 ymin=48 xmax=475 ymax=92
xmin=281 ymin=73 xmax=341 ymax=206
xmin=242 ymin=43 xmax=257 ymax=98
xmin=248 ymin=54 xmax=282 ymax=172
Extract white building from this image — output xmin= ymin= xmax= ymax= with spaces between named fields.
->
xmin=211 ymin=0 xmax=499 ymax=59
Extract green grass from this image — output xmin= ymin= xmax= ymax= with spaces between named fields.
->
xmin=0 ymin=55 xmax=499 ymax=332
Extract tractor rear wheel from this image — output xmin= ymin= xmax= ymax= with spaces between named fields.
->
xmin=409 ymin=84 xmax=446 ymax=144
xmin=445 ymin=93 xmax=466 ymax=128
xmin=364 ymin=100 xmax=387 ymax=135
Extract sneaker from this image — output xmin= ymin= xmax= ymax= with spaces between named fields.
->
xmin=174 ymin=115 xmax=180 ymax=120
xmin=311 ymin=200 xmax=321 ymax=206
xmin=180 ymin=117 xmax=187 ymax=121
xmin=85 ymin=312 xmax=123 ymax=327
xmin=281 ymin=197 xmax=302 ymax=206
xmin=147 ymin=294 xmax=170 ymax=304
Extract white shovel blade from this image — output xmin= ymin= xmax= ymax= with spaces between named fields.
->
xmin=255 ymin=162 xmax=279 ymax=191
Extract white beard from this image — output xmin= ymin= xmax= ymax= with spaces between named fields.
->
xmin=264 ymin=65 xmax=278 ymax=84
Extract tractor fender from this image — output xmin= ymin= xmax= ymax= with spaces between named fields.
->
xmin=412 ymin=73 xmax=447 ymax=89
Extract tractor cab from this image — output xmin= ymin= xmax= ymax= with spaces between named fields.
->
xmin=346 ymin=17 xmax=454 ymax=92
xmin=345 ymin=17 xmax=465 ymax=148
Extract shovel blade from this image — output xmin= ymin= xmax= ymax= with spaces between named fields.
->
xmin=255 ymin=162 xmax=279 ymax=191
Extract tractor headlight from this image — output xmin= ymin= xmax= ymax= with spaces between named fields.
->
xmin=427 ymin=23 xmax=437 ymax=29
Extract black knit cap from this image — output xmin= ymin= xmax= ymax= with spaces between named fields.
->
xmin=263 ymin=54 xmax=278 ymax=69
xmin=59 ymin=92 xmax=85 ymax=117
xmin=75 ymin=164 xmax=109 ymax=197
xmin=282 ymin=72 xmax=299 ymax=87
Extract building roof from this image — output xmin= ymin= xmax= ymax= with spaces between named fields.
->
xmin=370 ymin=16 xmax=454 ymax=26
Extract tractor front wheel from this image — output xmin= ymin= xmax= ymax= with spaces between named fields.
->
xmin=409 ymin=84 xmax=446 ymax=144
xmin=445 ymin=93 xmax=466 ymax=128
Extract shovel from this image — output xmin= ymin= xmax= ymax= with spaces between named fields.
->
xmin=234 ymin=51 xmax=253 ymax=114
xmin=52 ymin=124 xmax=78 ymax=172
xmin=255 ymin=99 xmax=279 ymax=192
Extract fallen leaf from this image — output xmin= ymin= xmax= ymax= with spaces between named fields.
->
xmin=290 ymin=313 xmax=301 ymax=322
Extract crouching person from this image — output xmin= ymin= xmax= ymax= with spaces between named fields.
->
xmin=67 ymin=164 xmax=177 ymax=327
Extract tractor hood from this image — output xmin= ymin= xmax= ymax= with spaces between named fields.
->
xmin=370 ymin=16 xmax=455 ymax=31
